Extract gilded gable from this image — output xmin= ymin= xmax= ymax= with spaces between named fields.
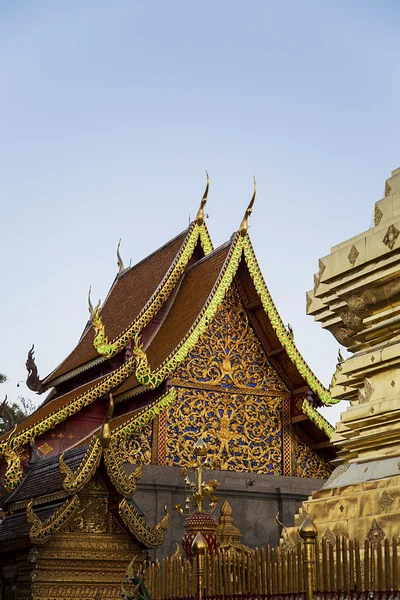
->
xmin=165 ymin=286 xmax=288 ymax=474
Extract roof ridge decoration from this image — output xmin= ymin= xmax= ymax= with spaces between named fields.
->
xmin=27 ymin=495 xmax=81 ymax=545
xmin=301 ymin=399 xmax=334 ymax=437
xmin=133 ymin=233 xmax=244 ymax=388
xmin=241 ymin=237 xmax=335 ymax=405
xmin=195 ymin=170 xmax=210 ymax=226
xmin=3 ymin=426 xmax=23 ymax=492
xmin=131 ymin=236 xmax=333 ymax=404
xmin=119 ymin=498 xmax=170 ymax=548
xmin=91 ymin=218 xmax=213 ymax=360
xmin=239 ymin=176 xmax=256 ymax=237
xmin=0 ymin=357 xmax=137 ymax=488
xmin=59 ymin=436 xmax=102 ymax=494
xmin=104 ymin=387 xmax=177 ymax=496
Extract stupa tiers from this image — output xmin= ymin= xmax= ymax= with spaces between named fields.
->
xmin=0 ymin=177 xmax=337 ymax=597
xmin=288 ymin=168 xmax=400 ymax=544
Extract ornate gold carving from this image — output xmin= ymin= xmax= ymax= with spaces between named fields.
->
xmin=104 ymin=441 xmax=145 ymax=497
xmin=366 ymin=518 xmax=385 ymax=546
xmin=174 ymin=286 xmax=287 ymax=393
xmin=119 ymin=498 xmax=169 ymax=548
xmin=163 ymin=287 xmax=325 ymax=475
xmin=348 ymin=244 xmax=360 ymax=266
xmin=383 ymin=224 xmax=399 ymax=250
xmin=3 ymin=426 xmax=24 ymax=491
xmin=68 ymin=496 xmax=108 ymax=533
xmin=166 ymin=388 xmax=282 ymax=474
xmin=374 ymin=203 xmax=383 ymax=226
xmin=385 ymin=180 xmax=392 ymax=197
xmin=294 ymin=436 xmax=333 ymax=479
xmin=378 ymin=490 xmax=394 ymax=513
xmin=27 ymin=496 xmax=81 ymax=544
xmin=59 ymin=436 xmax=102 ymax=493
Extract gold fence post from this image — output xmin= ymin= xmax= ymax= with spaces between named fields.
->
xmin=299 ymin=517 xmax=318 ymax=600
xmin=192 ymin=532 xmax=207 ymax=600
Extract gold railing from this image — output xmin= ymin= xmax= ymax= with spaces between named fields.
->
xmin=134 ymin=533 xmax=400 ymax=600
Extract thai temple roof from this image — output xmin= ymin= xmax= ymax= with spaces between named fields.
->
xmin=0 ymin=178 xmax=335 ymax=494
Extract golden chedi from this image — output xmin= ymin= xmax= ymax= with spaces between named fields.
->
xmin=289 ymin=168 xmax=400 ymax=543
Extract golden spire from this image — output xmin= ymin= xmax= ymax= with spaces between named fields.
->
xmin=100 ymin=393 xmax=114 ymax=448
xmin=239 ymin=176 xmax=256 ymax=237
xmin=117 ymin=239 xmax=125 ymax=274
xmin=195 ymin=171 xmax=210 ymax=226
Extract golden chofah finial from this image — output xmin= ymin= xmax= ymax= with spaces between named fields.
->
xmin=239 ymin=176 xmax=256 ymax=237
xmin=195 ymin=170 xmax=210 ymax=226
xmin=100 ymin=393 xmax=114 ymax=448
xmin=88 ymin=286 xmax=94 ymax=320
xmin=117 ymin=239 xmax=125 ymax=274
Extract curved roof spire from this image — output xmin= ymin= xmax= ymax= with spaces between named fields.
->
xmin=239 ymin=176 xmax=256 ymax=237
xmin=195 ymin=171 xmax=210 ymax=226
xmin=117 ymin=239 xmax=125 ymax=274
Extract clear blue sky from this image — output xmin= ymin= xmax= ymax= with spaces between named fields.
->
xmin=1 ymin=1 xmax=399 ymax=426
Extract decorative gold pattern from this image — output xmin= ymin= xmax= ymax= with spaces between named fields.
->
xmin=38 ymin=442 xmax=54 ymax=455
xmin=366 ymin=518 xmax=385 ymax=546
xmin=378 ymin=490 xmax=394 ymax=513
xmin=168 ymin=388 xmax=282 ymax=474
xmin=59 ymin=436 xmax=102 ymax=493
xmin=92 ymin=220 xmax=213 ymax=358
xmin=348 ymin=244 xmax=360 ymax=266
xmin=294 ymin=436 xmax=333 ymax=479
xmin=104 ymin=442 xmax=144 ymax=497
xmin=69 ymin=496 xmax=108 ymax=533
xmin=119 ymin=498 xmax=169 ymax=548
xmin=374 ymin=203 xmax=383 ymax=226
xmin=27 ymin=495 xmax=81 ymax=544
xmin=3 ymin=427 xmax=24 ymax=491
xmin=385 ymin=180 xmax=392 ymax=197
xmin=163 ymin=288 xmax=285 ymax=473
xmin=383 ymin=223 xmax=400 ymax=250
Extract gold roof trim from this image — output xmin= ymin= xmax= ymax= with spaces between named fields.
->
xmin=59 ymin=436 xmax=103 ymax=494
xmin=92 ymin=220 xmax=214 ymax=360
xmin=0 ymin=357 xmax=137 ymax=487
xmin=119 ymin=498 xmax=169 ymax=549
xmin=27 ymin=495 xmax=81 ymax=545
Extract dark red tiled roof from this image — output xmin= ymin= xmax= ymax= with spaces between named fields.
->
xmin=45 ymin=229 xmax=190 ymax=385
xmin=147 ymin=243 xmax=231 ymax=371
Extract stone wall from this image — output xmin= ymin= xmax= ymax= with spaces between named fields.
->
xmin=135 ymin=464 xmax=326 ymax=558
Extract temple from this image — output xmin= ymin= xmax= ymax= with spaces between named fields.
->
xmin=0 ymin=177 xmax=336 ymax=599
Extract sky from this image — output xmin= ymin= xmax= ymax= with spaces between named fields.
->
xmin=1 ymin=0 xmax=399 ymax=427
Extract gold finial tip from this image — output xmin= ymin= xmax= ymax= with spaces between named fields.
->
xmin=195 ymin=171 xmax=210 ymax=225
xmin=193 ymin=437 xmax=207 ymax=456
xmin=299 ymin=516 xmax=318 ymax=538
xmin=239 ymin=176 xmax=257 ymax=237
xmin=192 ymin=531 xmax=207 ymax=552
xmin=221 ymin=500 xmax=232 ymax=516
